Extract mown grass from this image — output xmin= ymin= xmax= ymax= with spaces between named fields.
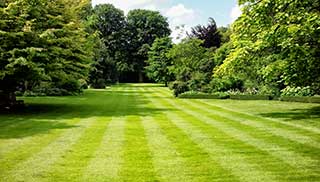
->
xmin=0 ymin=84 xmax=319 ymax=181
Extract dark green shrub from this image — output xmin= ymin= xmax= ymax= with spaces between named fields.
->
xmin=91 ymin=79 xmax=106 ymax=89
xmin=179 ymin=91 xmax=230 ymax=99
xmin=229 ymin=94 xmax=272 ymax=100
xmin=170 ymin=81 xmax=189 ymax=97
xmin=210 ymin=77 xmax=244 ymax=92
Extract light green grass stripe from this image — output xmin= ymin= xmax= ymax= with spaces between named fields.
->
xmin=142 ymin=116 xmax=195 ymax=182
xmin=2 ymin=116 xmax=98 ymax=182
xmin=0 ymin=117 xmax=81 ymax=175
xmin=152 ymin=90 xmax=318 ymax=169
xmin=0 ymin=111 xmax=71 ymax=156
xmin=154 ymin=88 xmax=320 ymax=148
xmin=82 ymin=117 xmax=125 ymax=182
xmin=166 ymin=112 xmax=277 ymax=182
xmin=120 ymin=116 xmax=158 ymax=181
xmin=119 ymin=87 xmax=158 ymax=181
xmin=156 ymin=87 xmax=320 ymax=135
xmin=149 ymin=90 xmax=320 ymax=181
xmin=146 ymin=90 xmax=277 ymax=182
xmin=178 ymin=98 xmax=320 ymax=149
xmin=139 ymin=88 xmax=239 ymax=182
xmin=46 ymin=117 xmax=113 ymax=181
xmin=198 ymin=99 xmax=320 ymax=135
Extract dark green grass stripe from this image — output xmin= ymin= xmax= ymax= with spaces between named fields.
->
xmin=120 ymin=115 xmax=158 ymax=182
xmin=0 ymin=88 xmax=120 ymax=181
xmin=198 ymin=100 xmax=320 ymax=135
xmin=155 ymin=88 xmax=320 ymax=148
xmin=175 ymin=97 xmax=320 ymax=154
xmin=148 ymin=89 xmax=319 ymax=181
xmin=139 ymin=88 xmax=238 ymax=182
xmin=178 ymin=99 xmax=320 ymax=160
xmin=154 ymin=89 xmax=320 ymax=168
xmin=157 ymin=87 xmax=320 ymax=136
xmin=146 ymin=91 xmax=280 ymax=182
xmin=141 ymin=116 xmax=197 ymax=182
xmin=120 ymin=88 xmax=158 ymax=182
xmin=154 ymin=88 xmax=320 ymax=161
xmin=82 ymin=116 xmax=125 ymax=182
xmin=46 ymin=116 xmax=113 ymax=181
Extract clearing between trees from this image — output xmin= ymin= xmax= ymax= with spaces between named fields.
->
xmin=0 ymin=84 xmax=319 ymax=181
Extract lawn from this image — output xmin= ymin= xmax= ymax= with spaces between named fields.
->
xmin=0 ymin=84 xmax=319 ymax=182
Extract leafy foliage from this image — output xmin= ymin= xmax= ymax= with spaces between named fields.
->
xmin=215 ymin=0 xmax=320 ymax=94
xmin=188 ymin=18 xmax=222 ymax=48
xmin=146 ymin=37 xmax=173 ymax=86
xmin=0 ymin=0 xmax=93 ymax=105
xmin=168 ymin=39 xmax=215 ymax=95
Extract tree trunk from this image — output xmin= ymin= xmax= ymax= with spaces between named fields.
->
xmin=0 ymin=91 xmax=21 ymax=109
xmin=138 ymin=71 xmax=144 ymax=83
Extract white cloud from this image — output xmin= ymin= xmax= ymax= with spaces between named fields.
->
xmin=165 ymin=4 xmax=198 ymax=42
xmin=230 ymin=5 xmax=242 ymax=22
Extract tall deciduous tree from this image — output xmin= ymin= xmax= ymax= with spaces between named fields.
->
xmin=126 ymin=9 xmax=171 ymax=82
xmin=216 ymin=0 xmax=320 ymax=93
xmin=0 ymin=0 xmax=92 ymax=107
xmin=146 ymin=37 xmax=173 ymax=86
xmin=89 ymin=4 xmax=127 ymax=87
xmin=188 ymin=18 xmax=222 ymax=48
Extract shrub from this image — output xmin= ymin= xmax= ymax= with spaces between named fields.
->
xmin=281 ymin=86 xmax=315 ymax=97
xmin=91 ymin=78 xmax=106 ymax=89
xmin=169 ymin=81 xmax=189 ymax=97
xmin=210 ymin=77 xmax=244 ymax=92
xmin=179 ymin=91 xmax=229 ymax=99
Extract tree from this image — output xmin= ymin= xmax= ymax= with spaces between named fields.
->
xmin=126 ymin=9 xmax=171 ymax=82
xmin=168 ymin=39 xmax=215 ymax=95
xmin=88 ymin=4 xmax=127 ymax=87
xmin=215 ymin=0 xmax=320 ymax=94
xmin=146 ymin=37 xmax=173 ymax=86
xmin=188 ymin=18 xmax=222 ymax=48
xmin=0 ymin=0 xmax=92 ymax=107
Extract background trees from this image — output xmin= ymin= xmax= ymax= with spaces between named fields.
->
xmin=146 ymin=37 xmax=173 ymax=86
xmin=88 ymin=7 xmax=171 ymax=86
xmin=0 ymin=0 xmax=93 ymax=106
xmin=88 ymin=4 xmax=127 ymax=87
xmin=125 ymin=9 xmax=171 ymax=83
xmin=215 ymin=0 xmax=320 ymax=95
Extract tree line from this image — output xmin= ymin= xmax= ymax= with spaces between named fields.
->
xmin=1 ymin=0 xmax=319 ymax=107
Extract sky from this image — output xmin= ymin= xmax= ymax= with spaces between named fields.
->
xmin=91 ymin=0 xmax=242 ymax=42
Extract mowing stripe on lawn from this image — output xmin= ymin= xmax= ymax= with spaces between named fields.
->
xmin=150 ymin=88 xmax=320 ymax=180
xmin=157 ymin=87 xmax=320 ymax=137
xmin=197 ymin=99 xmax=320 ymax=135
xmin=145 ymin=90 xmax=279 ymax=182
xmin=2 ymin=116 xmax=98 ymax=182
xmin=82 ymin=87 xmax=128 ymax=182
xmin=82 ymin=117 xmax=125 ymax=182
xmin=1 ymin=88 xmax=120 ymax=181
xmin=139 ymin=88 xmax=240 ymax=182
xmin=0 ymin=88 xmax=119 ymax=175
xmin=119 ymin=88 xmax=158 ymax=181
xmin=120 ymin=116 xmax=158 ymax=181
xmin=142 ymin=116 xmax=197 ymax=182
xmin=178 ymin=98 xmax=320 ymax=149
xmin=155 ymin=88 xmax=320 ymax=148
xmin=0 ymin=117 xmax=81 ymax=175
xmin=49 ymin=88 xmax=127 ymax=181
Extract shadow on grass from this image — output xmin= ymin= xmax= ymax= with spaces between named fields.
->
xmin=259 ymin=106 xmax=320 ymax=121
xmin=0 ymin=85 xmax=174 ymax=139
